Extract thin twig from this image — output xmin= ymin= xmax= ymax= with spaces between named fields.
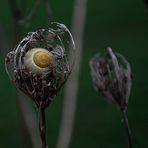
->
xmin=121 ymin=110 xmax=133 ymax=148
xmin=39 ymin=107 xmax=47 ymax=148
xmin=20 ymin=0 xmax=27 ymax=12
xmin=19 ymin=0 xmax=41 ymax=25
xmin=122 ymin=111 xmax=143 ymax=148
xmin=44 ymin=0 xmax=52 ymax=18
xmin=8 ymin=0 xmax=21 ymax=20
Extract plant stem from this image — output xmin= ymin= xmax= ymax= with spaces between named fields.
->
xmin=19 ymin=0 xmax=41 ymax=24
xmin=8 ymin=0 xmax=22 ymax=43
xmin=121 ymin=110 xmax=133 ymax=148
xmin=39 ymin=107 xmax=47 ymax=148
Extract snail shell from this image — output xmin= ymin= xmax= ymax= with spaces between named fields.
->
xmin=24 ymin=48 xmax=54 ymax=75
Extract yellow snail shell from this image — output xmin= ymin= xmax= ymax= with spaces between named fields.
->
xmin=24 ymin=48 xmax=54 ymax=74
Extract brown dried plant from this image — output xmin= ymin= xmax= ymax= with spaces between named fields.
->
xmin=5 ymin=22 xmax=75 ymax=148
xmin=90 ymin=47 xmax=133 ymax=148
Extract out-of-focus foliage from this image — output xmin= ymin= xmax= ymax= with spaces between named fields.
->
xmin=0 ymin=0 xmax=148 ymax=148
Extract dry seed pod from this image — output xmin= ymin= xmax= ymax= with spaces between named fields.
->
xmin=5 ymin=22 xmax=75 ymax=109
xmin=89 ymin=47 xmax=132 ymax=111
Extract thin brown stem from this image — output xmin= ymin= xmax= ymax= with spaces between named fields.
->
xmin=39 ymin=107 xmax=47 ymax=148
xmin=121 ymin=110 xmax=133 ymax=148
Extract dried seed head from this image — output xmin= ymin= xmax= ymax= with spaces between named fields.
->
xmin=89 ymin=47 xmax=132 ymax=111
xmin=5 ymin=22 xmax=75 ymax=109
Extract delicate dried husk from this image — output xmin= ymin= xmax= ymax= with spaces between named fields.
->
xmin=90 ymin=47 xmax=132 ymax=111
xmin=5 ymin=22 xmax=75 ymax=109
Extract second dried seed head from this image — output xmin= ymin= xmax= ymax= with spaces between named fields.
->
xmin=89 ymin=47 xmax=132 ymax=111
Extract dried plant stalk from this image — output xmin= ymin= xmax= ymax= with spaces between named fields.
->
xmin=90 ymin=47 xmax=133 ymax=148
xmin=5 ymin=22 xmax=75 ymax=148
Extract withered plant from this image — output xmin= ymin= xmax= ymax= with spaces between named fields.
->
xmin=90 ymin=47 xmax=133 ymax=148
xmin=5 ymin=22 xmax=75 ymax=148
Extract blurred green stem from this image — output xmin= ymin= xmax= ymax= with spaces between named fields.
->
xmin=8 ymin=1 xmax=44 ymax=148
xmin=19 ymin=0 xmax=41 ymax=25
xmin=56 ymin=0 xmax=87 ymax=147
xmin=121 ymin=110 xmax=133 ymax=148
xmin=8 ymin=0 xmax=22 ymax=43
xmin=44 ymin=0 xmax=52 ymax=18
xmin=39 ymin=108 xmax=47 ymax=148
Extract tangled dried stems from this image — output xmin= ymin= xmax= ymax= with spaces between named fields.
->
xmin=5 ymin=22 xmax=75 ymax=148
xmin=90 ymin=47 xmax=133 ymax=148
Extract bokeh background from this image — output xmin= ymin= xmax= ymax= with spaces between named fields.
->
xmin=0 ymin=0 xmax=148 ymax=147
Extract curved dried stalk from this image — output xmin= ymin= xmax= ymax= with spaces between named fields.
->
xmin=90 ymin=47 xmax=133 ymax=147
xmin=121 ymin=110 xmax=133 ymax=148
xmin=19 ymin=0 xmax=41 ymax=25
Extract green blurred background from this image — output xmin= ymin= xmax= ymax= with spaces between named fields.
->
xmin=0 ymin=0 xmax=148 ymax=147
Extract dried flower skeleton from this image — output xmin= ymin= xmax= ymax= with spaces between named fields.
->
xmin=5 ymin=22 xmax=75 ymax=148
xmin=90 ymin=47 xmax=133 ymax=148
xmin=90 ymin=47 xmax=131 ymax=111
xmin=5 ymin=22 xmax=75 ymax=109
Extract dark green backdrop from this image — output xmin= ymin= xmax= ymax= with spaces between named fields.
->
xmin=0 ymin=0 xmax=148 ymax=147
